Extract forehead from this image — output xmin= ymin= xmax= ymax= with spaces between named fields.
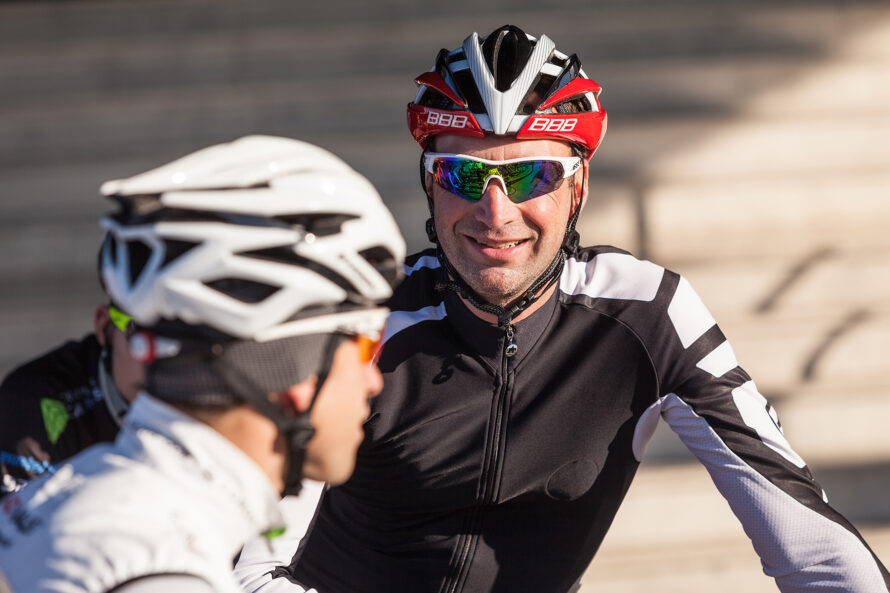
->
xmin=434 ymin=135 xmax=574 ymax=159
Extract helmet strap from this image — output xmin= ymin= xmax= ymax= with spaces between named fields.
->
xmin=422 ymin=151 xmax=582 ymax=328
xmin=209 ymin=333 xmax=345 ymax=496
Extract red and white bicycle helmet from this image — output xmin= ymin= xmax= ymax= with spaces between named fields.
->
xmin=407 ymin=24 xmax=607 ymax=158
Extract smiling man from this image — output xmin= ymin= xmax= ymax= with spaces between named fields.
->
xmin=266 ymin=25 xmax=890 ymax=593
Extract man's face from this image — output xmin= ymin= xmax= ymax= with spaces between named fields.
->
xmin=301 ymin=337 xmax=383 ymax=485
xmin=95 ymin=305 xmax=145 ymax=402
xmin=429 ymin=135 xmax=584 ymax=308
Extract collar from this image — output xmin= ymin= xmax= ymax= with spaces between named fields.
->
xmin=122 ymin=394 xmax=285 ymax=549
xmin=443 ymin=281 xmax=559 ymax=370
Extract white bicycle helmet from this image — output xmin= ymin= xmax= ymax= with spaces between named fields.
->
xmin=100 ymin=135 xmax=403 ymax=342
xmin=98 ymin=135 xmax=406 ymax=495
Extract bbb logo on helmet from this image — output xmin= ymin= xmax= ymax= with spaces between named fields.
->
xmin=527 ymin=118 xmax=578 ymax=133
xmin=426 ymin=111 xmax=469 ymax=129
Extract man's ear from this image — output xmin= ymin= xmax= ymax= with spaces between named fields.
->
xmin=279 ymin=376 xmax=318 ymax=414
xmin=573 ymin=160 xmax=589 ymax=214
xmin=94 ymin=305 xmax=112 ymax=347
xmin=424 ymin=171 xmax=435 ymax=200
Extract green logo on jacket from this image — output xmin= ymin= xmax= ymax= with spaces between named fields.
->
xmin=41 ymin=398 xmax=69 ymax=445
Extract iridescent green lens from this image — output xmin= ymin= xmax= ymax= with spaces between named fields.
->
xmin=433 ymin=158 xmax=566 ymax=203
xmin=108 ymin=305 xmax=135 ymax=335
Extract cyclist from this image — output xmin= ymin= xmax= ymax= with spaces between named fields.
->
xmin=0 ymin=296 xmax=144 ymax=497
xmin=0 ymin=135 xmax=405 ymax=593
xmin=267 ymin=25 xmax=890 ymax=592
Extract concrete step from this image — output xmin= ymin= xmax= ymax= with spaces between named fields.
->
xmin=2 ymin=0 xmax=864 ymax=53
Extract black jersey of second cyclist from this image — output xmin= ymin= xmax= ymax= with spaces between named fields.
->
xmin=0 ymin=334 xmax=121 ymax=497
xmin=287 ymin=246 xmax=889 ymax=593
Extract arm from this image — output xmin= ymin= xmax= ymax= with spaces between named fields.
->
xmin=652 ymin=275 xmax=889 ymax=592
xmin=0 ymin=369 xmax=59 ymax=497
xmin=234 ymin=481 xmax=325 ymax=593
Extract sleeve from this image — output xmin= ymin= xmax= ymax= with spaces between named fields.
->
xmin=234 ymin=482 xmax=325 ymax=593
xmin=649 ymin=273 xmax=889 ymax=592
xmin=0 ymin=366 xmax=58 ymax=497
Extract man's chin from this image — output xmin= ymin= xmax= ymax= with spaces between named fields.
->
xmin=465 ymin=272 xmax=527 ymax=308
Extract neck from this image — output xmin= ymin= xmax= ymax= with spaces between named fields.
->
xmin=459 ymin=283 xmax=557 ymax=325
xmin=178 ymin=403 xmax=285 ymax=494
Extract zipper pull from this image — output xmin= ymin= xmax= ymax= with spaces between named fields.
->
xmin=504 ymin=324 xmax=518 ymax=358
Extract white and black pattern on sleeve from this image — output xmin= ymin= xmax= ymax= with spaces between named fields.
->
xmin=660 ymin=393 xmax=888 ymax=592
xmin=383 ymin=249 xmax=448 ymax=345
xmin=561 ymin=246 xmax=889 ymax=591
xmin=655 ymin=270 xmax=890 ymax=591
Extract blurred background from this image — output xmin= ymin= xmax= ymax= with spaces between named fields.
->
xmin=1 ymin=0 xmax=888 ymax=589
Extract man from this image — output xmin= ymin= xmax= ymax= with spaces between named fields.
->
xmin=0 ymin=301 xmax=144 ymax=496
xmin=0 ymin=135 xmax=406 ymax=592
xmin=267 ymin=26 xmax=889 ymax=592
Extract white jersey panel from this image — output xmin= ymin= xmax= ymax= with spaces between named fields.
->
xmin=668 ymin=276 xmax=717 ymax=348
xmin=695 ymin=340 xmax=739 ymax=378
xmin=561 ymin=252 xmax=664 ymax=301
xmin=732 ymin=381 xmax=807 ymax=469
xmin=383 ymin=304 xmax=448 ymax=344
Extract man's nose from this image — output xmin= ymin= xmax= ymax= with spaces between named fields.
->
xmin=365 ymin=362 xmax=383 ymax=399
xmin=475 ymin=176 xmax=518 ymax=227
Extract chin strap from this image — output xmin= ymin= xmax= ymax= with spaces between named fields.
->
xmin=210 ymin=333 xmax=345 ymax=497
xmin=422 ymin=151 xmax=584 ymax=328
xmin=433 ymin=244 xmax=565 ymax=327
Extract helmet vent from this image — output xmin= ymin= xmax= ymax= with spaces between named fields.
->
xmin=359 ymin=246 xmax=400 ymax=288
xmin=106 ymin=234 xmax=118 ymax=267
xmin=126 ymin=239 xmax=153 ymax=287
xmin=240 ymin=247 xmax=359 ymax=297
xmin=162 ymin=239 xmax=200 ymax=268
xmin=274 ymin=213 xmax=358 ymax=237
xmin=481 ymin=25 xmax=534 ymax=92
xmin=450 ymin=69 xmax=487 ymax=115
xmin=204 ymin=277 xmax=280 ymax=304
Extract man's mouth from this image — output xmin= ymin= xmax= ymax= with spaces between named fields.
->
xmin=473 ymin=237 xmax=525 ymax=249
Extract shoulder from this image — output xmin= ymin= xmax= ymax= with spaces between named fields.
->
xmin=388 ymin=248 xmax=443 ymax=312
xmin=0 ymin=334 xmax=102 ymax=405
xmin=560 ymin=246 xmax=718 ymax=348
xmin=1 ymin=448 xmax=228 ymax=591
xmin=0 ymin=334 xmax=113 ymax=481
xmin=561 ymin=246 xmax=670 ymax=304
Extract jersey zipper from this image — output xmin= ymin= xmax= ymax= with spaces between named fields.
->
xmin=441 ymin=323 xmax=516 ymax=593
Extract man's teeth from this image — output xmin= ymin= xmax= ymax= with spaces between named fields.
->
xmin=480 ymin=240 xmax=521 ymax=249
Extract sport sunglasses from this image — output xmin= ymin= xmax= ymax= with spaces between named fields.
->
xmin=423 ymin=152 xmax=582 ymax=203
xmin=108 ymin=305 xmax=137 ymax=337
xmin=349 ymin=332 xmax=383 ymax=364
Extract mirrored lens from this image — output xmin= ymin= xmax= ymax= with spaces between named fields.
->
xmin=353 ymin=334 xmax=382 ymax=363
xmin=433 ymin=158 xmax=486 ymax=202
xmin=500 ymin=160 xmax=565 ymax=203
xmin=433 ymin=158 xmax=566 ymax=203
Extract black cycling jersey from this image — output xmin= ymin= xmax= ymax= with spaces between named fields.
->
xmin=284 ymin=246 xmax=889 ymax=593
xmin=0 ymin=334 xmax=121 ymax=497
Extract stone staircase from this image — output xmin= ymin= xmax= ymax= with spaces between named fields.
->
xmin=577 ymin=4 xmax=890 ymax=590
xmin=0 ymin=1 xmax=887 ymax=590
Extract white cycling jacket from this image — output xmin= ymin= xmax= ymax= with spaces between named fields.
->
xmin=0 ymin=394 xmax=285 ymax=593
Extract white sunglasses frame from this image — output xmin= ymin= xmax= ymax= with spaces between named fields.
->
xmin=422 ymin=152 xmax=582 ymax=177
xmin=422 ymin=152 xmax=582 ymax=200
